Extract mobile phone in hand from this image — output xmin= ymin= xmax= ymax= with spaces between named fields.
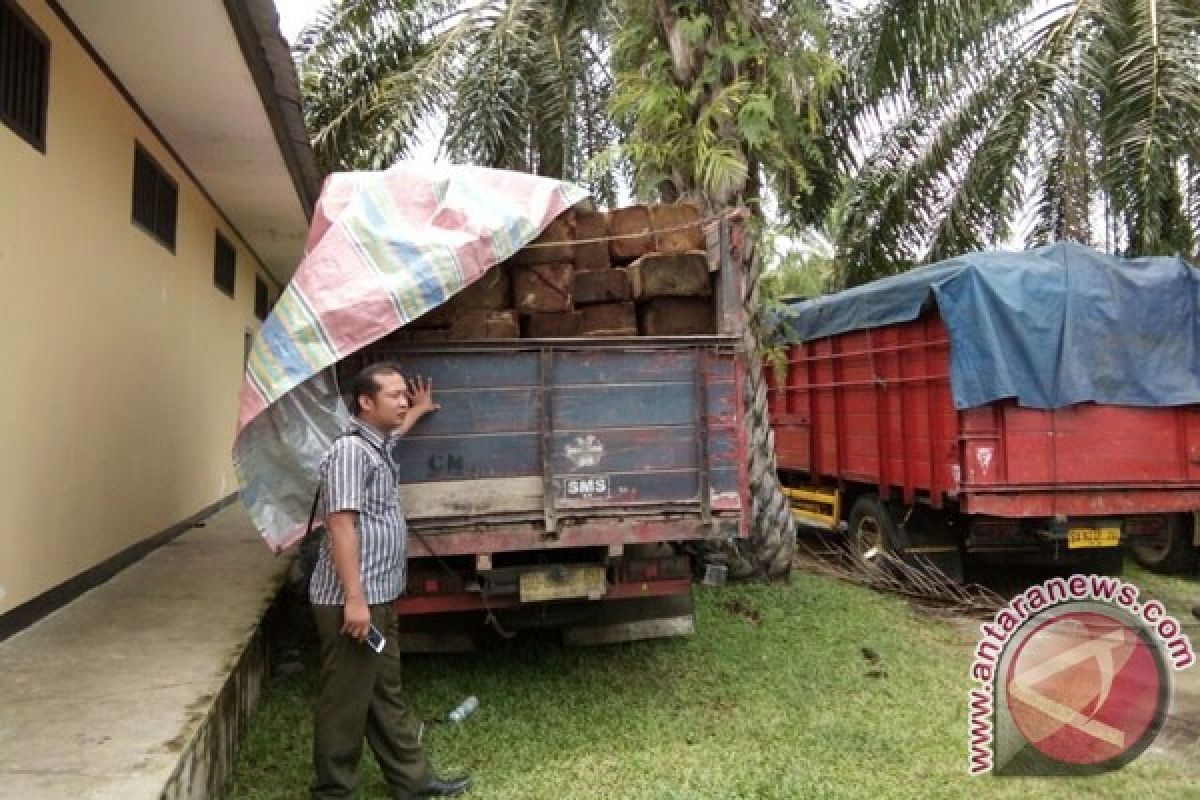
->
xmin=366 ymin=624 xmax=386 ymax=654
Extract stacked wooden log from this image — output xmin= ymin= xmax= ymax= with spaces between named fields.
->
xmin=393 ymin=202 xmax=718 ymax=341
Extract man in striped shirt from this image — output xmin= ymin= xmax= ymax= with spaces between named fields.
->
xmin=310 ymin=362 xmax=469 ymax=800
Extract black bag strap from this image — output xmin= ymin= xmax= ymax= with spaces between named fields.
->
xmin=303 ymin=430 xmax=364 ymax=540
xmin=304 ymin=483 xmax=323 ymax=539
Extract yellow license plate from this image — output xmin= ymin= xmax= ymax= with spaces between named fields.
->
xmin=519 ymin=565 xmax=607 ymax=603
xmin=1067 ymin=527 xmax=1121 ymax=549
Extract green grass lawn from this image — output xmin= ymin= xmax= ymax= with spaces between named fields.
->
xmin=228 ymin=567 xmax=1198 ymax=799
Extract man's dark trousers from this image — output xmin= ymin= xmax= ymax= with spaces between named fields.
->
xmin=311 ymin=602 xmax=430 ymax=800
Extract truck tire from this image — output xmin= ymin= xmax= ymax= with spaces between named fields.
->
xmin=847 ymin=495 xmax=905 ymax=566
xmin=1129 ymin=513 xmax=1199 ymax=574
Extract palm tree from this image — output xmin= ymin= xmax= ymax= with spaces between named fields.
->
xmin=605 ymin=1 xmax=838 ymax=577
xmin=828 ymin=0 xmax=1200 ymax=286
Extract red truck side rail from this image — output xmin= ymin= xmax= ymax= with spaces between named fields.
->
xmin=767 ymin=310 xmax=1200 ymax=576
xmin=767 ymin=312 xmax=1200 ymax=515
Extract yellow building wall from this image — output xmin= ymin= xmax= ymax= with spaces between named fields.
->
xmin=0 ymin=0 xmax=281 ymax=615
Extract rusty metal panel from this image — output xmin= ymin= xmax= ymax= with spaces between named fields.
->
xmin=550 ymin=428 xmax=699 ymax=473
xmin=399 ymin=388 xmax=540 ymax=436
xmin=552 ymin=384 xmax=696 ymax=428
xmin=964 ymin=489 xmax=1200 ymax=517
xmin=554 ymin=470 xmax=701 ymax=509
xmin=554 ymin=348 xmax=694 ymax=384
xmin=352 ymin=350 xmax=540 ymax=388
xmin=393 ymin=433 xmax=540 ymax=482
xmin=357 ymin=339 xmax=745 ymax=530
xmin=404 ymin=516 xmax=737 ymax=558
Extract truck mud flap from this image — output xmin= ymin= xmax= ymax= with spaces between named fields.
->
xmin=563 ymin=593 xmax=695 ymax=646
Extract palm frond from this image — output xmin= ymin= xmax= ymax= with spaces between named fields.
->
xmin=1088 ymin=0 xmax=1199 ymax=254
xmin=831 ymin=0 xmax=1200 ymax=276
xmin=296 ymin=0 xmax=616 ymax=182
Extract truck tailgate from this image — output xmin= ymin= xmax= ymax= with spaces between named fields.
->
xmin=343 ymin=338 xmax=746 ymax=545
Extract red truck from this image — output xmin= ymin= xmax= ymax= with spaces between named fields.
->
xmin=338 ymin=216 xmax=749 ymax=650
xmin=765 ymin=245 xmax=1200 ymax=578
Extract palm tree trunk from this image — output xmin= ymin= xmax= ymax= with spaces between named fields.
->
xmin=648 ymin=1 xmax=797 ymax=578
xmin=729 ymin=228 xmax=798 ymax=578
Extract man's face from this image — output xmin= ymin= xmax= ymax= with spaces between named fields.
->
xmin=359 ymin=372 xmax=409 ymax=432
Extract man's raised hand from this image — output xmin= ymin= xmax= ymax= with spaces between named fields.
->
xmin=406 ymin=376 xmax=440 ymax=415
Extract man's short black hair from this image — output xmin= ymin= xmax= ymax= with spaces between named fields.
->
xmin=351 ymin=362 xmax=403 ymax=414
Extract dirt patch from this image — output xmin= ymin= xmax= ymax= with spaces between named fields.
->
xmin=718 ymin=598 xmax=762 ymax=628
xmin=860 ymin=646 xmax=888 ymax=679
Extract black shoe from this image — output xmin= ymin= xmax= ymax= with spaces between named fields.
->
xmin=1192 ymin=606 xmax=1200 ymax=622
xmin=414 ymin=775 xmax=470 ymax=798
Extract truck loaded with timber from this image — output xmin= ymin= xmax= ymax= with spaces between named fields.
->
xmin=765 ymin=243 xmax=1200 ymax=579
xmin=337 ymin=190 xmax=748 ymax=651
xmin=234 ymin=166 xmax=752 ymax=651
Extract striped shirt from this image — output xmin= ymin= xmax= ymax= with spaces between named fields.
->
xmin=308 ymin=418 xmax=408 ymax=606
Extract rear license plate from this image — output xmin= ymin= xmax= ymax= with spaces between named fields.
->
xmin=519 ymin=566 xmax=607 ymax=603
xmin=1067 ymin=527 xmax=1121 ymax=549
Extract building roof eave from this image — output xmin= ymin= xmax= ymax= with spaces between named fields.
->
xmin=222 ymin=0 xmax=323 ymax=220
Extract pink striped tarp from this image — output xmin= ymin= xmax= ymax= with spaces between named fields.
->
xmin=233 ymin=163 xmax=586 ymax=550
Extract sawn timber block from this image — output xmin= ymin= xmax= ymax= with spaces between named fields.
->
xmin=513 ymin=263 xmax=575 ymax=313
xmin=448 ymin=267 xmax=511 ymax=310
xmin=573 ymin=210 xmax=611 ymax=270
xmin=578 ymin=302 xmax=637 ymax=336
xmin=572 ymin=268 xmax=631 ymax=306
xmin=449 ymin=309 xmax=520 ymax=340
xmin=524 ymin=311 xmax=582 ymax=337
xmin=638 ymin=298 xmax=716 ymax=335
xmin=407 ymin=303 xmax=454 ymax=329
xmin=607 ymin=206 xmax=654 ymax=263
xmin=628 ymin=251 xmax=712 ymax=299
xmin=510 ymin=213 xmax=576 ymax=265
xmin=649 ymin=204 xmax=706 ymax=252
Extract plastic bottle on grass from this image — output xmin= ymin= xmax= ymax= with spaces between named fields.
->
xmin=447 ymin=695 xmax=479 ymax=724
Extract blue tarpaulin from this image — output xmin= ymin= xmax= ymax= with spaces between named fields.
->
xmin=775 ymin=242 xmax=1200 ymax=410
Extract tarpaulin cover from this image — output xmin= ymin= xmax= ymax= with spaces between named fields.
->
xmin=775 ymin=242 xmax=1200 ymax=411
xmin=233 ymin=162 xmax=587 ymax=551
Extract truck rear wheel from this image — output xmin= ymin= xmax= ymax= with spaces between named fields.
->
xmin=1129 ymin=513 xmax=1198 ymax=573
xmin=847 ymin=495 xmax=904 ymax=566
xmin=847 ymin=496 xmax=967 ymax=582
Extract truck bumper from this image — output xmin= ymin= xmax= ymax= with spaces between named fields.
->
xmin=395 ymin=576 xmax=691 ymax=615
xmin=393 ymin=578 xmax=695 ymax=652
